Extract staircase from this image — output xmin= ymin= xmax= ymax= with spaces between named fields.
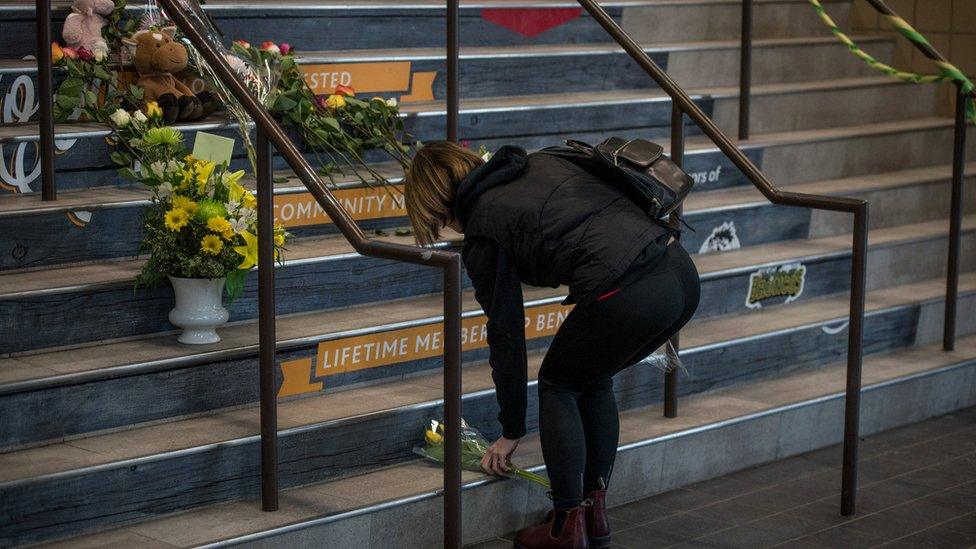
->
xmin=1 ymin=0 xmax=975 ymax=546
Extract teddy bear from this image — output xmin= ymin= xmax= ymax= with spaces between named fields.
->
xmin=61 ymin=0 xmax=115 ymax=55
xmin=123 ymin=28 xmax=217 ymax=123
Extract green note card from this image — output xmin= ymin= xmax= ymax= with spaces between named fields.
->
xmin=192 ymin=132 xmax=235 ymax=165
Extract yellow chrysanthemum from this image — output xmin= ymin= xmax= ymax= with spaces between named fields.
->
xmin=207 ymin=217 xmax=234 ymax=239
xmin=201 ymin=234 xmax=223 ymax=255
xmin=171 ymin=195 xmax=198 ymax=215
xmin=164 ymin=208 xmax=190 ymax=231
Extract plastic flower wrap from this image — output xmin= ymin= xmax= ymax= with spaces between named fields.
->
xmin=642 ymin=340 xmax=687 ymax=375
xmin=176 ymin=0 xmax=283 ymax=175
xmin=414 ymin=419 xmax=550 ymax=488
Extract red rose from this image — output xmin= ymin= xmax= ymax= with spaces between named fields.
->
xmin=279 ymin=43 xmax=292 ymax=55
xmin=333 ymin=84 xmax=355 ymax=97
xmin=76 ymin=47 xmax=94 ymax=61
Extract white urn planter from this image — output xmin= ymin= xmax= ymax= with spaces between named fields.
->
xmin=168 ymin=276 xmax=230 ymax=345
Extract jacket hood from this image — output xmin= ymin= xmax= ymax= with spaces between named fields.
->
xmin=453 ymin=145 xmax=528 ymax=228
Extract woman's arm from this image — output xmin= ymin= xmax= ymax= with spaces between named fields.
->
xmin=462 ymin=237 xmax=528 ymax=441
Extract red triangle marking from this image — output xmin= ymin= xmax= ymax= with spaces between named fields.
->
xmin=480 ymin=8 xmax=583 ymax=38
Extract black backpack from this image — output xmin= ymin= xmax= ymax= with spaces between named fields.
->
xmin=541 ymin=137 xmax=694 ymax=220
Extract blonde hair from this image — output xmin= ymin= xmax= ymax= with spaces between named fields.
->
xmin=404 ymin=141 xmax=484 ymax=245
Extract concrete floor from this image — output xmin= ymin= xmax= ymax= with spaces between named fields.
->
xmin=470 ymin=406 xmax=976 ymax=548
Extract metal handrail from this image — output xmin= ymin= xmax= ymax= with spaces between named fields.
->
xmin=153 ymin=0 xmax=466 ymax=545
xmin=574 ymin=0 xmax=868 ymax=516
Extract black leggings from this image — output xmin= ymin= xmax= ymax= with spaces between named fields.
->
xmin=538 ymin=243 xmax=700 ymax=509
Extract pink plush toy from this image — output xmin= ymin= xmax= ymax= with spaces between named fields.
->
xmin=62 ymin=0 xmax=115 ymax=55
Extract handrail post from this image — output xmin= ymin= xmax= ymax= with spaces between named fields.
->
xmin=739 ymin=0 xmax=752 ymax=140
xmin=665 ymin=103 xmax=684 ymax=419
xmin=443 ymin=256 xmax=463 ymax=549
xmin=256 ymin=127 xmax=279 ymax=512
xmin=446 ymin=0 xmax=459 ymax=142
xmin=36 ymin=0 xmax=56 ymax=201
xmin=841 ymin=202 xmax=869 ymax=516
xmin=944 ymin=84 xmax=967 ymax=352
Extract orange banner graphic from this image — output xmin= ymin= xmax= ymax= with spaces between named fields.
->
xmin=274 ymin=185 xmax=405 ymax=228
xmin=302 ymin=62 xmax=412 ymax=96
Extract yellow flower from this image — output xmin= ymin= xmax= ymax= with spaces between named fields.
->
xmin=325 ymin=94 xmax=346 ymax=109
xmin=145 ymin=101 xmax=163 ymax=118
xmin=195 ymin=160 xmax=216 ymax=192
xmin=164 ymin=208 xmax=190 ymax=231
xmin=207 ymin=216 xmax=234 ymax=239
xmin=171 ymin=195 xmax=198 ymax=215
xmin=274 ymin=233 xmax=285 ymax=246
xmin=424 ymin=428 xmax=443 ymax=445
xmin=51 ymin=42 xmax=64 ymax=64
xmin=180 ymin=167 xmax=196 ymax=190
xmin=234 ymin=230 xmax=259 ymax=269
xmin=201 ymin=234 xmax=223 ymax=255
xmin=228 ymin=181 xmax=247 ymax=203
xmin=241 ymin=192 xmax=257 ymax=209
xmin=223 ymin=169 xmax=245 ymax=188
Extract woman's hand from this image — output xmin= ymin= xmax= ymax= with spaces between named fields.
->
xmin=481 ymin=436 xmax=520 ymax=476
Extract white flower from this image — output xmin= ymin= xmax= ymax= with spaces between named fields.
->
xmin=109 ymin=108 xmax=130 ymax=127
xmin=385 ymin=98 xmax=398 ymax=108
xmin=228 ymin=217 xmax=249 ymax=234
xmin=93 ymin=49 xmax=107 ymax=62
xmin=148 ymin=161 xmax=166 ymax=179
xmin=157 ymin=181 xmax=174 ymax=198
xmin=225 ymin=54 xmax=248 ymax=75
xmin=132 ymin=110 xmax=147 ymax=123
xmin=481 ymin=152 xmax=492 ymax=161
xmin=165 ymin=160 xmax=182 ymax=175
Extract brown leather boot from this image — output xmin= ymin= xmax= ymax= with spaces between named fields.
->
xmin=585 ymin=488 xmax=611 ymax=548
xmin=513 ymin=504 xmax=589 ymax=549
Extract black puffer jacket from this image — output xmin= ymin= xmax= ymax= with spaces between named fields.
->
xmin=455 ymin=145 xmax=674 ymax=439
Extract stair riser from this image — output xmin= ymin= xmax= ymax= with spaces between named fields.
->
xmin=4 ymin=226 xmax=974 ymax=449
xmin=0 ymin=7 xmax=625 ymax=59
xmin=621 ymin=0 xmax=852 ymax=42
xmin=2 ymin=290 xmax=973 ymax=546
xmin=0 ymin=203 xmax=408 ymax=271
xmin=755 ymin=124 xmax=976 ymax=186
xmin=242 ymin=357 xmax=975 ymax=549
xmin=667 ymin=39 xmax=893 ymax=89
xmin=710 ymin=84 xmax=938 ymax=135
xmin=809 ymin=174 xmax=976 ymax=238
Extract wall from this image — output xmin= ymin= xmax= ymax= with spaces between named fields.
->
xmin=850 ymin=0 xmax=976 ymax=114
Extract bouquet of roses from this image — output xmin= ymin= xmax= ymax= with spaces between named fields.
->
xmin=414 ymin=419 xmax=550 ymax=488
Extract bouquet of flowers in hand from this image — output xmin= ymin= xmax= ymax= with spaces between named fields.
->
xmin=414 ymin=419 xmax=550 ymax=488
